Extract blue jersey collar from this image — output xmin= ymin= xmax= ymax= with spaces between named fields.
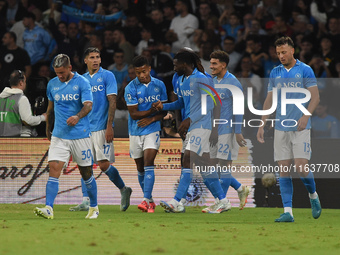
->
xmin=135 ymin=76 xmax=155 ymax=86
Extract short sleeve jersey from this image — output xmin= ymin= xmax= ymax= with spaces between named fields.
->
xmin=47 ymin=72 xmax=93 ymax=139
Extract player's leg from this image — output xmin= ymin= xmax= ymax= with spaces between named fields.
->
xmin=72 ymin=138 xmax=99 ymax=219
xmin=143 ymin=148 xmax=158 ymax=213
xmin=274 ymin=130 xmax=294 ymax=222
xmin=69 ymin=172 xmax=90 ymax=212
xmin=34 ymin=137 xmax=69 ymax=219
xmin=293 ymin=129 xmax=321 ymax=219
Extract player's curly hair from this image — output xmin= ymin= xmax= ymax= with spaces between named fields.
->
xmin=174 ymin=49 xmax=205 ymax=74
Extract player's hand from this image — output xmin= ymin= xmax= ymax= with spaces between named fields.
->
xmin=178 ymin=118 xmax=190 ymax=138
xmin=257 ymin=127 xmax=265 ymax=143
xmin=46 ymin=129 xmax=52 ymax=141
xmin=67 ymin=115 xmax=80 ymax=126
xmin=236 ymin=133 xmax=247 ymax=147
xmin=105 ymin=126 xmax=114 ymax=143
xmin=297 ymin=115 xmax=309 ymax=131
xmin=138 ymin=117 xmax=153 ymax=127
xmin=152 ymin=101 xmax=163 ymax=111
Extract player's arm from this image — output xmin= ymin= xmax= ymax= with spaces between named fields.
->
xmin=137 ymin=110 xmax=168 ymax=128
xmin=127 ymin=104 xmax=157 ymax=120
xmin=67 ymin=101 xmax=93 ymax=126
xmin=46 ymin=100 xmax=54 ymax=141
xmin=106 ymin=94 xmax=116 ymax=143
xmin=210 ymin=95 xmax=221 ymax=146
xmin=256 ymin=91 xmax=273 ymax=143
xmin=297 ymin=86 xmax=320 ymax=131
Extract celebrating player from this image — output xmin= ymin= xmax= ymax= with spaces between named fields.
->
xmin=124 ymin=55 xmax=168 ymax=213
xmin=155 ymin=50 xmax=231 ymax=213
xmin=34 ymin=54 xmax=99 ymax=219
xmin=257 ymin=36 xmax=321 ymax=222
xmin=203 ymin=50 xmax=250 ymax=212
xmin=69 ymin=47 xmax=132 ymax=212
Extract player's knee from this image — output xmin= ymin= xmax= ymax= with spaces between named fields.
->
xmin=79 ymin=166 xmax=93 ymax=180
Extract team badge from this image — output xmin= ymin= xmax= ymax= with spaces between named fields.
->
xmin=276 ymin=83 xmax=282 ymax=89
xmin=97 ymin=77 xmax=103 ymax=82
xmin=73 ymin=85 xmax=79 ymax=91
xmin=55 ymin=94 xmax=60 ymax=101
xmin=154 ymin=87 xmax=159 ymax=92
xmin=295 ymin=73 xmax=301 ymax=78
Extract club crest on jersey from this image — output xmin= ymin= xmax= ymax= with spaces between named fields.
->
xmin=97 ymin=77 xmax=103 ymax=82
xmin=190 ymin=82 xmax=194 ymax=87
xmin=154 ymin=87 xmax=159 ymax=92
xmin=277 ymin=83 xmax=282 ymax=89
xmin=73 ymin=85 xmax=79 ymax=91
xmin=295 ymin=73 xmax=301 ymax=78
xmin=54 ymin=94 xmax=61 ymax=101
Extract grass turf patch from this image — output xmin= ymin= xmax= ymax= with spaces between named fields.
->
xmin=0 ymin=204 xmax=339 ymax=255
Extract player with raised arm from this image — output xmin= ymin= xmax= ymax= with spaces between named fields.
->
xmin=257 ymin=36 xmax=321 ymax=222
xmin=69 ymin=47 xmax=132 ymax=212
xmin=124 ymin=55 xmax=168 ymax=213
xmin=155 ymin=51 xmax=231 ymax=214
xmin=202 ymin=50 xmax=250 ymax=213
xmin=34 ymin=54 xmax=99 ymax=219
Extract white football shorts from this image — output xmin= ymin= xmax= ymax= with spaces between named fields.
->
xmin=210 ymin=133 xmax=240 ymax=160
xmin=183 ymin=128 xmax=211 ymax=156
xmin=91 ymin=129 xmax=115 ymax=163
xmin=129 ymin=131 xmax=161 ymax=159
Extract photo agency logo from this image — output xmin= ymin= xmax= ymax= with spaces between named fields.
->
xmin=201 ymin=79 xmax=312 ymax=128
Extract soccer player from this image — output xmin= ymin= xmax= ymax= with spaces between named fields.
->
xmin=34 ymin=54 xmax=99 ymax=219
xmin=203 ymin=50 xmax=250 ymax=212
xmin=124 ymin=55 xmax=168 ymax=213
xmin=69 ymin=47 xmax=132 ymax=212
xmin=155 ymin=51 xmax=231 ymax=214
xmin=257 ymin=36 xmax=321 ymax=222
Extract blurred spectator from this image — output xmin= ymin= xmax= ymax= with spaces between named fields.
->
xmin=112 ymin=27 xmax=135 ymax=65
xmin=108 ymin=49 xmax=128 ymax=91
xmin=103 ymin=26 xmax=118 ymax=57
xmin=123 ymin=12 xmax=142 ymax=47
xmin=6 ymin=0 xmax=26 ymax=28
xmin=196 ymin=1 xmax=217 ymax=30
xmin=254 ymin=0 xmax=281 ymax=26
xmin=221 ymin=12 xmax=243 ymax=41
xmin=270 ymin=13 xmax=293 ymax=37
xmin=0 ymin=31 xmax=31 ymax=90
xmin=291 ymin=14 xmax=314 ymax=36
xmin=297 ymin=35 xmax=316 ymax=64
xmin=262 ymin=44 xmax=280 ymax=78
xmin=0 ymin=0 xmax=7 ymax=39
xmin=135 ymin=27 xmax=152 ymax=55
xmin=312 ymin=100 xmax=339 ymax=138
xmin=235 ymin=55 xmax=263 ymax=97
xmin=319 ymin=35 xmax=338 ymax=76
xmin=149 ymin=8 xmax=171 ymax=43
xmin=222 ymin=36 xmax=241 ymax=74
xmin=310 ymin=0 xmax=340 ymax=25
xmin=245 ymin=35 xmax=267 ymax=77
xmin=61 ymin=0 xmax=94 ymax=24
xmin=22 ymin=12 xmax=52 ymax=65
xmin=162 ymin=2 xmax=176 ymax=23
xmin=199 ymin=41 xmax=214 ymax=75
xmin=325 ymin=17 xmax=340 ymax=49
xmin=0 ymin=70 xmax=46 ymax=137
xmin=165 ymin=0 xmax=199 ymax=53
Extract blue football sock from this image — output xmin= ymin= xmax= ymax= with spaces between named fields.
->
xmin=230 ymin=176 xmax=241 ymax=190
xmin=174 ymin=168 xmax=192 ymax=202
xmin=105 ymin=165 xmax=125 ymax=189
xmin=80 ymin=178 xmax=89 ymax=197
xmin=279 ymin=176 xmax=293 ymax=208
xmin=300 ymin=171 xmax=316 ymax=194
xmin=84 ymin=176 xmax=98 ymax=207
xmin=219 ymin=172 xmax=232 ymax=195
xmin=138 ymin=171 xmax=145 ymax=192
xmin=143 ymin=166 xmax=155 ymax=199
xmin=46 ymin=177 xmax=59 ymax=208
xmin=201 ymin=169 xmax=226 ymax=200
xmin=181 ymin=184 xmax=189 ymax=200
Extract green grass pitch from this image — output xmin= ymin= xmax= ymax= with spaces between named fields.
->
xmin=1 ymin=204 xmax=339 ymax=255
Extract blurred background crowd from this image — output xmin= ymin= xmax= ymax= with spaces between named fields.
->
xmin=0 ymin=0 xmax=340 ymax=138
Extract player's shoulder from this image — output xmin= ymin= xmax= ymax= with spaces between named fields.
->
xmin=296 ymin=59 xmax=313 ymax=71
xmin=125 ymin=77 xmax=138 ymax=91
xmin=269 ymin=64 xmax=284 ymax=77
xmin=151 ymin=76 xmax=165 ymax=86
xmin=47 ymin=76 xmax=60 ymax=87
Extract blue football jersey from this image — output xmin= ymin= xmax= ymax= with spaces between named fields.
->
xmin=214 ymin=71 xmax=243 ymax=135
xmin=124 ymin=76 xmax=168 ymax=136
xmin=164 ymin=68 xmax=214 ymax=131
xmin=47 ymin=72 xmax=93 ymax=139
xmin=83 ymin=67 xmax=117 ymax=132
xmin=268 ymin=59 xmax=317 ymax=131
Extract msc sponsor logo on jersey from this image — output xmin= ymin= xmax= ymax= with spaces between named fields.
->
xmin=73 ymin=85 xmax=79 ymax=91
xmin=277 ymin=82 xmax=302 ymax=89
xmin=55 ymin=93 xmax=80 ymax=101
xmin=218 ymin=92 xmax=226 ymax=99
xmin=181 ymin=90 xmax=194 ymax=96
xmin=91 ymin=85 xmax=104 ymax=92
xmin=138 ymin=95 xmax=160 ymax=104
